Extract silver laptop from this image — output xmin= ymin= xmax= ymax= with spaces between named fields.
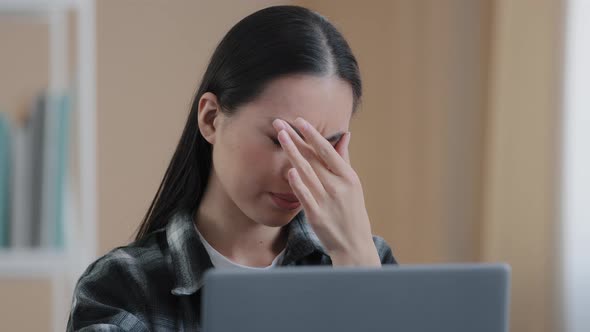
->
xmin=201 ymin=263 xmax=510 ymax=332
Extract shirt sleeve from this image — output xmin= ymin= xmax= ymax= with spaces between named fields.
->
xmin=66 ymin=252 xmax=150 ymax=332
xmin=372 ymin=235 xmax=398 ymax=265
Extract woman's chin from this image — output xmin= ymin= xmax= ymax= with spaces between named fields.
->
xmin=258 ymin=208 xmax=302 ymax=227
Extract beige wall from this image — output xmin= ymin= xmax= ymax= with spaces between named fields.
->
xmin=0 ymin=1 xmax=564 ymax=331
xmin=0 ymin=18 xmax=49 ymax=122
xmin=482 ymin=0 xmax=564 ymax=331
xmin=298 ymin=0 xmax=490 ymax=264
xmin=0 ymin=279 xmax=52 ymax=330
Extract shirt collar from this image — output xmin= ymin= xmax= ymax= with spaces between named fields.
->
xmin=167 ymin=210 xmax=326 ymax=296
xmin=281 ymin=210 xmax=327 ymax=263
xmin=167 ymin=210 xmax=213 ymax=296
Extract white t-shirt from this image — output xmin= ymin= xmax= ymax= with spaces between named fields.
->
xmin=194 ymin=223 xmax=286 ymax=270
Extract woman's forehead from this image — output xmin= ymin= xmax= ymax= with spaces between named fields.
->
xmin=245 ymin=74 xmax=353 ymax=130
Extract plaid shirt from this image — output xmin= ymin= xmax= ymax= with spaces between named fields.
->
xmin=66 ymin=211 xmax=397 ymax=331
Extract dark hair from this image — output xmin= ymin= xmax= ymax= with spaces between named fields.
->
xmin=134 ymin=5 xmax=362 ymax=241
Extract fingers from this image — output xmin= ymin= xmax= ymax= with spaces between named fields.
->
xmin=276 ymin=129 xmax=326 ymax=202
xmin=272 ymin=119 xmax=314 ymax=160
xmin=334 ymin=132 xmax=351 ymax=165
xmin=285 ymin=167 xmax=320 ymax=217
xmin=293 ymin=117 xmax=351 ymax=177
xmin=272 ymin=119 xmax=334 ymax=181
xmin=272 ymin=117 xmax=354 ymax=198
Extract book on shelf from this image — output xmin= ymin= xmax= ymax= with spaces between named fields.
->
xmin=41 ymin=94 xmax=70 ymax=249
xmin=31 ymin=95 xmax=45 ymax=247
xmin=1 ymin=91 xmax=71 ymax=251
xmin=9 ymin=115 xmax=32 ymax=248
xmin=0 ymin=111 xmax=10 ymax=248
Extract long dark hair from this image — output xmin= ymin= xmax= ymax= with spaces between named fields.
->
xmin=134 ymin=5 xmax=363 ymax=241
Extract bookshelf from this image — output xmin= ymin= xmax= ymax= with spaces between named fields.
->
xmin=0 ymin=0 xmax=96 ymax=331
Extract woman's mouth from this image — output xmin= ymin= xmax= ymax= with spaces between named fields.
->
xmin=269 ymin=192 xmax=301 ymax=210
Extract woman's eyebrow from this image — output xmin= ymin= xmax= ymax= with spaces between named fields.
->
xmin=269 ymin=118 xmax=344 ymax=143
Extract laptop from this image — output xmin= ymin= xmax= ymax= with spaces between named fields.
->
xmin=201 ymin=263 xmax=511 ymax=332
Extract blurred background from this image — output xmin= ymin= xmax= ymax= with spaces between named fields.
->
xmin=0 ymin=0 xmax=588 ymax=331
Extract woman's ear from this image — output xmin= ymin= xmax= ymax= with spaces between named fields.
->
xmin=197 ymin=92 xmax=222 ymax=144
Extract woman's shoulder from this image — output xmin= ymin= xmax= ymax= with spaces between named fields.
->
xmin=67 ymin=229 xmax=178 ymax=331
xmin=75 ymin=228 xmax=171 ymax=290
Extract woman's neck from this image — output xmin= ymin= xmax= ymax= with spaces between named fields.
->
xmin=194 ymin=174 xmax=287 ymax=267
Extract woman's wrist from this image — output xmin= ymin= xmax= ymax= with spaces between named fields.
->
xmin=330 ymin=241 xmax=382 ymax=267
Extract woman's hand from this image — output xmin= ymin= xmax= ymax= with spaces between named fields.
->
xmin=272 ymin=117 xmax=381 ymax=267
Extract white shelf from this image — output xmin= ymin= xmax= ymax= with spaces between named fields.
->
xmin=1 ymin=0 xmax=95 ymax=329
xmin=0 ymin=0 xmax=97 ymax=276
xmin=0 ymin=0 xmax=75 ymax=14
xmin=0 ymin=249 xmax=70 ymax=277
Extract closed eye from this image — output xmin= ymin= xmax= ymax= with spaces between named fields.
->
xmin=270 ymin=136 xmax=337 ymax=148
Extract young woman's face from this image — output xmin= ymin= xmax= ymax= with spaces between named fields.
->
xmin=212 ymin=74 xmax=354 ymax=228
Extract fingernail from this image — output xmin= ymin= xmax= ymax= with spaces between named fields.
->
xmin=295 ymin=117 xmax=309 ymax=131
xmin=273 ymin=119 xmax=286 ymax=130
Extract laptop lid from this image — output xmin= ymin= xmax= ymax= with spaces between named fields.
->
xmin=201 ymin=263 xmax=510 ymax=332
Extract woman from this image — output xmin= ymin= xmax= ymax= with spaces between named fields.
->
xmin=67 ymin=5 xmax=396 ymax=331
